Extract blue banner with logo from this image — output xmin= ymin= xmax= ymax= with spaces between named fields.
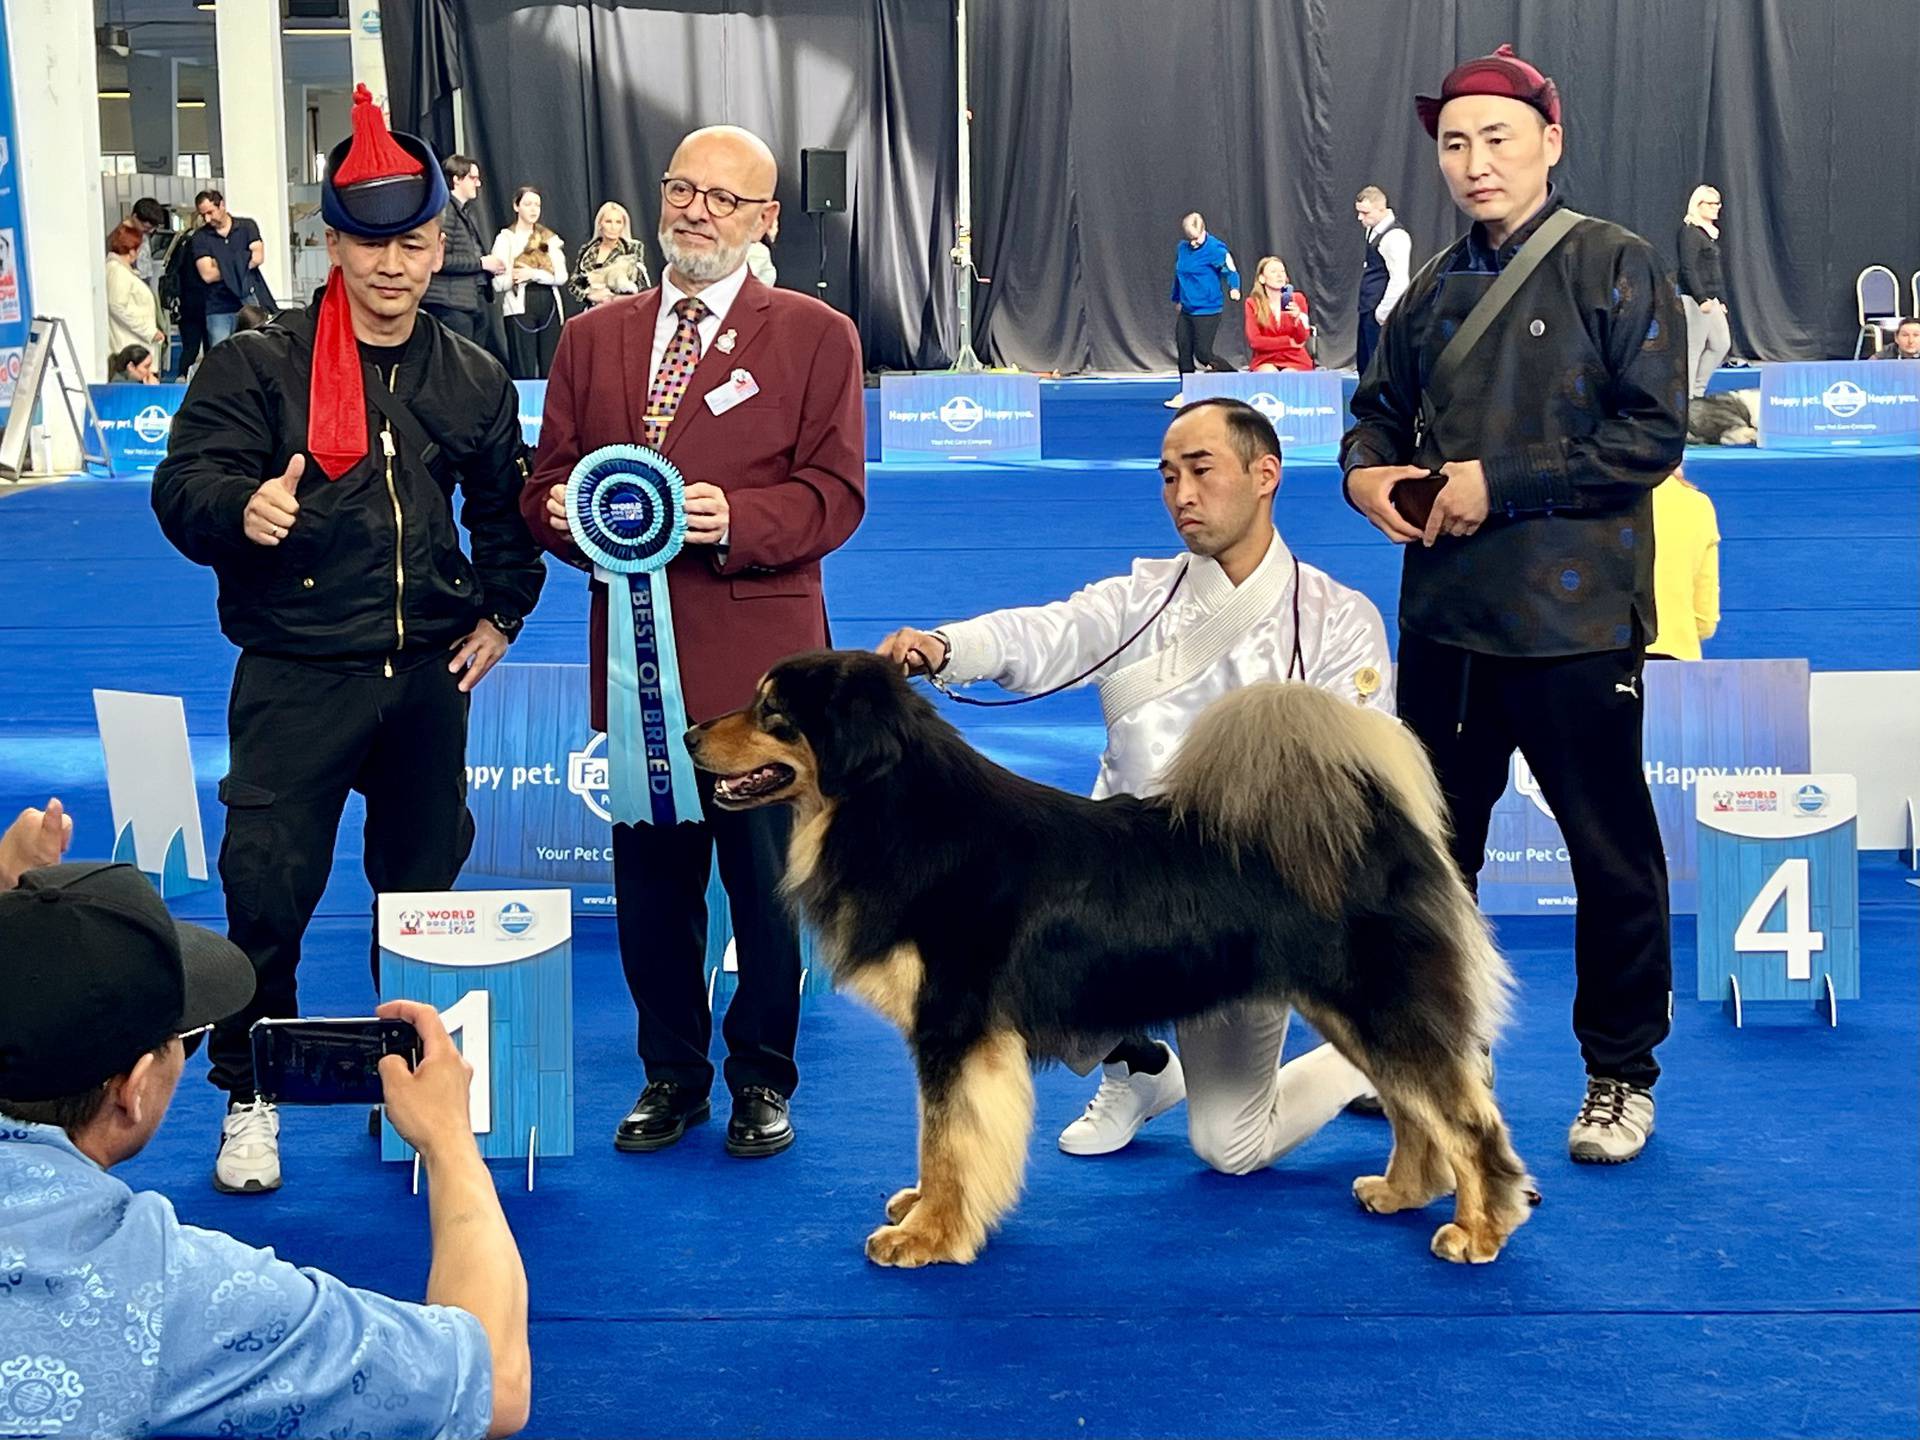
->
xmin=88 ymin=383 xmax=185 ymax=475
xmin=1182 ymin=370 xmax=1344 ymax=451
xmin=0 ymin=6 xmax=34 ymax=415
xmin=1759 ymin=361 xmax=1920 ymax=449
xmin=1477 ymin=658 xmax=1810 ymax=914
xmin=880 ymin=372 xmax=1042 ymax=462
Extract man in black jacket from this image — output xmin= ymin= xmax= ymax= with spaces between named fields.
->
xmin=1340 ymin=45 xmax=1686 ymax=1167
xmin=152 ymin=89 xmax=545 ymax=1195
xmin=422 ymin=153 xmax=504 ymax=346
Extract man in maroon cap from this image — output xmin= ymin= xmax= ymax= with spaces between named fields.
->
xmin=1340 ymin=45 xmax=1687 ymax=1165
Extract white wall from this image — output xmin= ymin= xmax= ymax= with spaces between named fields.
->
xmin=1810 ymin=671 xmax=1920 ymax=850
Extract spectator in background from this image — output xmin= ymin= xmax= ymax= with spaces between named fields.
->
xmin=0 ymin=841 xmax=532 ymax=1437
xmin=109 ymin=343 xmax=159 ymax=383
xmin=425 ymin=153 xmax=504 ymax=346
xmin=746 ymin=213 xmax=778 ymax=287
xmin=191 ymin=188 xmax=265 ymax=350
xmin=1872 ymin=316 xmax=1920 ymax=360
xmin=492 ymin=185 xmax=567 ymax=379
xmin=235 ymin=303 xmax=272 ymax=333
xmin=159 ymin=217 xmax=207 ymax=378
xmin=569 ymin=201 xmax=650 ymax=310
xmin=1244 ymin=255 xmax=1313 ymax=371
xmin=1647 ymin=467 xmax=1720 ymax=660
xmin=1353 ymin=185 xmax=1412 ymax=374
xmin=1676 ymin=185 xmax=1730 ymax=397
xmin=105 ymin=222 xmax=165 ymax=367
xmin=1167 ymin=210 xmax=1240 ymax=407
xmin=129 ymin=196 xmax=169 ymax=289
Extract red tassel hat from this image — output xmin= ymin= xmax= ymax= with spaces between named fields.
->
xmin=309 ymin=84 xmax=448 ymax=478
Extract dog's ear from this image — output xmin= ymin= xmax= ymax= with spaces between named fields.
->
xmin=813 ymin=662 xmax=907 ymax=796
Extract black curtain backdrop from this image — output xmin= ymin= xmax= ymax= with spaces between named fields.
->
xmin=385 ymin=0 xmax=1920 ymax=374
xmin=381 ymin=0 xmax=957 ymax=373
xmin=969 ymin=0 xmax=1920 ymax=371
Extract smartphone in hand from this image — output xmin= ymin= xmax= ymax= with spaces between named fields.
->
xmin=250 ymin=1017 xmax=422 ymax=1105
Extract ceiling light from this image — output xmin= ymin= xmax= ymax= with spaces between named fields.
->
xmin=284 ymin=27 xmax=348 ymax=36
xmin=177 ymin=99 xmax=207 ymax=109
xmin=97 ymin=90 xmax=132 ymax=100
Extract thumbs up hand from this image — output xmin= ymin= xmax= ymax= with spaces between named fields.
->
xmin=244 ymin=454 xmax=304 ymax=546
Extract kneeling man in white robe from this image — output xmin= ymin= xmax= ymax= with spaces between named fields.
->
xmin=877 ymin=397 xmax=1394 ymax=1172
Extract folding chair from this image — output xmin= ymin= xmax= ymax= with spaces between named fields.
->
xmin=1855 ymin=266 xmax=1900 ymax=357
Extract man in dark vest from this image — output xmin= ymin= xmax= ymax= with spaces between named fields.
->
xmin=422 ymin=153 xmax=506 ymax=347
xmin=1353 ymin=185 xmax=1411 ymax=375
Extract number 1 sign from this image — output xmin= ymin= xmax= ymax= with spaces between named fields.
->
xmin=376 ymin=889 xmax=575 ymax=1160
xmin=1696 ymin=775 xmax=1859 ymax=1026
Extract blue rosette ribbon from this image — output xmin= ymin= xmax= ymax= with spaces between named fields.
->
xmin=566 ymin=444 xmax=702 ymax=827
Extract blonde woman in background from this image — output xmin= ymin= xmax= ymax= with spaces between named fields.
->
xmin=570 ymin=201 xmax=650 ymax=310
xmin=1677 ymin=186 xmax=1730 ymax=398
xmin=492 ymin=185 xmax=567 ymax=379
xmin=1648 ymin=466 xmax=1721 ymax=660
xmin=105 ymin=223 xmax=164 ymax=366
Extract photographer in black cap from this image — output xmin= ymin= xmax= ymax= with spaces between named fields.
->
xmin=0 ymin=857 xmax=530 ymax=1437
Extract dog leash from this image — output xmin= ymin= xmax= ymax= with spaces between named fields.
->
xmin=922 ymin=558 xmax=1304 ymax=707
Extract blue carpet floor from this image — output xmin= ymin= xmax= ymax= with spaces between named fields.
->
xmin=2 ymin=433 xmax=1917 ymax=1436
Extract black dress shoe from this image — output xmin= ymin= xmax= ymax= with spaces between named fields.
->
xmin=725 ymin=1086 xmax=795 ymax=1158
xmin=614 ymin=1081 xmax=710 ymax=1153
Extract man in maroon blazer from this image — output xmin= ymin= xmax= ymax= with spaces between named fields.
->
xmin=521 ymin=125 xmax=865 ymax=1158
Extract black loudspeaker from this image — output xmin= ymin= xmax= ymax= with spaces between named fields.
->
xmin=801 ymin=149 xmax=847 ymax=214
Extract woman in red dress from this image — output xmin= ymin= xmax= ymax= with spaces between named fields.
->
xmin=1244 ymin=255 xmax=1313 ymax=371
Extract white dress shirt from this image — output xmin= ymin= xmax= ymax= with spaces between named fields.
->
xmin=1368 ymin=211 xmax=1413 ymax=324
xmin=651 ymin=261 xmax=751 ymax=383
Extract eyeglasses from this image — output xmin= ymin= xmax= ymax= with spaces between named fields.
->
xmin=661 ymin=177 xmax=771 ymax=219
xmin=175 ymin=1023 xmax=212 ymax=1059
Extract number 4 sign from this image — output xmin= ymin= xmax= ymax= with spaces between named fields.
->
xmin=376 ymin=890 xmax=575 ymax=1167
xmin=1696 ymin=775 xmax=1859 ymax=1027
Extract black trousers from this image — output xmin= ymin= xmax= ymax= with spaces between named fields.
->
xmin=611 ymin=790 xmax=802 ymax=1100
xmin=1396 ymin=632 xmax=1672 ymax=1088
xmin=1175 ymin=310 xmax=1231 ymax=376
xmin=172 ymin=313 xmax=207 ymax=379
xmin=504 ymin=288 xmax=562 ymax=380
xmin=207 ymin=653 xmax=475 ymax=1098
xmin=1355 ymin=312 xmax=1382 ymax=376
xmin=423 ymin=302 xmax=487 ymax=347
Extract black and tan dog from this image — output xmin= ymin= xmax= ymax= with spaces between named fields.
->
xmin=687 ymin=651 xmax=1535 ymax=1269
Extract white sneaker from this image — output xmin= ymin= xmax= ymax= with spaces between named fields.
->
xmin=1567 ymin=1077 xmax=1654 ymax=1164
xmin=1058 ymin=1044 xmax=1186 ymax=1156
xmin=215 ymin=1098 xmax=282 ymax=1193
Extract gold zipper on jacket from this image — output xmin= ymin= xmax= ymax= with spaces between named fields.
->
xmin=381 ymin=365 xmax=404 ymax=678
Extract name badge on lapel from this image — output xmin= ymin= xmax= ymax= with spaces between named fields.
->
xmin=705 ymin=368 xmax=760 ymax=417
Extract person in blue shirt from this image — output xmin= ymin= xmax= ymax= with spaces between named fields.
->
xmin=1167 ymin=211 xmax=1241 ymax=406
xmin=0 ymin=853 xmax=531 ymax=1439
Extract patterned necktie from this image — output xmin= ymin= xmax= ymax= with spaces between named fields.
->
xmin=643 ymin=296 xmax=710 ymax=449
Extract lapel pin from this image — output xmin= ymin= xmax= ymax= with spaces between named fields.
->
xmin=717 ymin=329 xmax=738 ymax=354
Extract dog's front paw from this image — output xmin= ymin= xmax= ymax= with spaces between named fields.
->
xmin=865 ymin=1218 xmax=977 ymax=1268
xmin=1430 ymin=1221 xmax=1503 ymax=1264
xmin=884 ymin=1187 xmax=921 ymax=1224
xmin=1352 ymin=1174 xmax=1426 ymax=1214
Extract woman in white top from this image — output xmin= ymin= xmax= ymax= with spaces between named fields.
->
xmin=105 ymin=222 xmax=164 ymax=366
xmin=491 ymin=185 xmax=567 ymax=380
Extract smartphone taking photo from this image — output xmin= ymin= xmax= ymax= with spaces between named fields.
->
xmin=250 ymin=1017 xmax=422 ymax=1106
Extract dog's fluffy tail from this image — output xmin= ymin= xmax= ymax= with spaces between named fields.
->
xmin=1161 ymin=682 xmax=1511 ymax=1042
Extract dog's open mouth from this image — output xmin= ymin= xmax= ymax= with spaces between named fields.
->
xmin=712 ymin=763 xmax=796 ymax=807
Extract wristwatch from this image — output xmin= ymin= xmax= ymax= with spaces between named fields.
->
xmin=926 ymin=628 xmax=953 ymax=675
xmin=486 ymin=611 xmax=524 ymax=642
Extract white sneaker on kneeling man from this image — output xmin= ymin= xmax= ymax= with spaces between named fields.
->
xmin=215 ymin=1097 xmax=282 ymax=1193
xmin=1058 ymin=1043 xmax=1186 ymax=1156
